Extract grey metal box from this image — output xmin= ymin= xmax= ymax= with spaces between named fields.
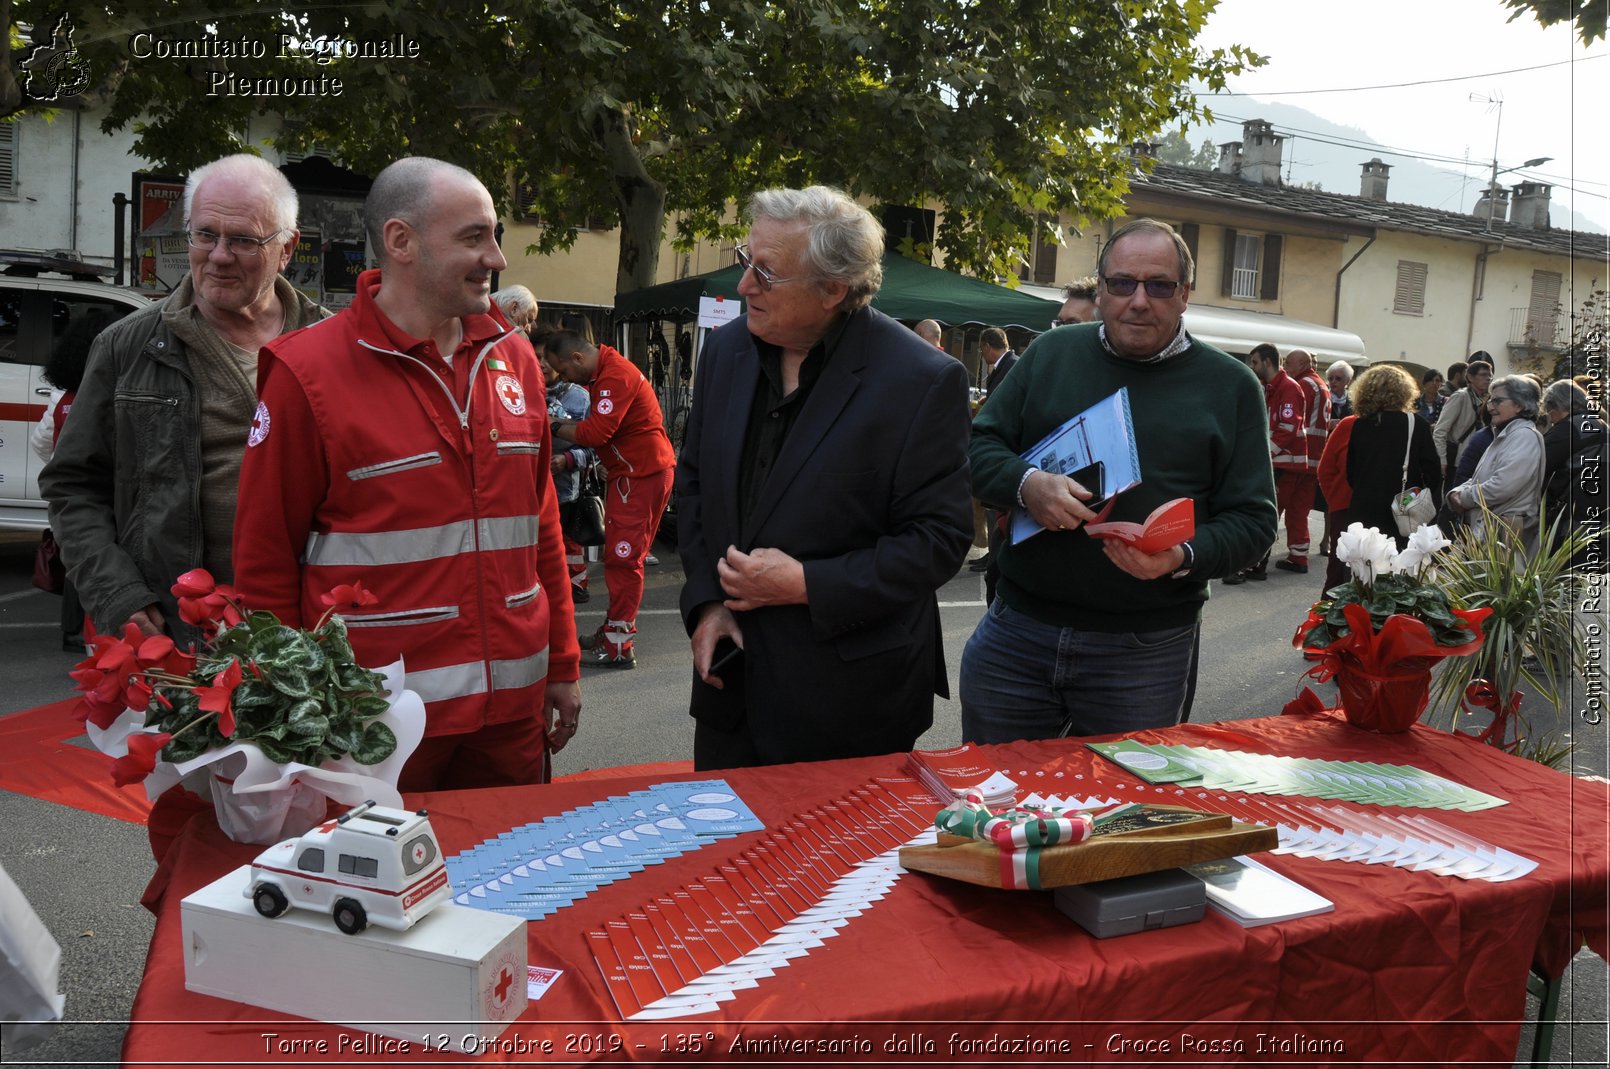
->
xmin=1052 ymin=867 xmax=1206 ymax=938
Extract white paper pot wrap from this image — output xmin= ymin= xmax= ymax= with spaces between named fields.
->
xmin=86 ymin=659 xmax=426 ymax=844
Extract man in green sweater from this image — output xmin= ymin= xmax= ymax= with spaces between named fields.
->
xmin=963 ymin=219 xmax=1276 ymax=742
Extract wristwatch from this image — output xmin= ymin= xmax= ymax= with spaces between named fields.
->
xmin=1169 ymin=540 xmax=1195 ymax=580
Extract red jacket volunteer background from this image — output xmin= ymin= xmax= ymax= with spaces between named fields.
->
xmin=563 ymin=343 xmax=676 ymax=478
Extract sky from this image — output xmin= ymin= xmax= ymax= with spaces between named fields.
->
xmin=1193 ymin=0 xmax=1608 ymax=232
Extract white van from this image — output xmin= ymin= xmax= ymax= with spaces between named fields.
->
xmin=244 ymin=801 xmax=453 ymax=935
xmin=0 ymin=252 xmax=149 ymax=532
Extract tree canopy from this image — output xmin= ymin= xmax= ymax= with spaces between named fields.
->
xmin=1501 ymin=0 xmax=1605 ymax=44
xmin=4 ymin=2 xmax=1260 ymax=293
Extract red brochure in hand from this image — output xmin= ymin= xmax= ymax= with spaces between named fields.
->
xmin=1085 ymin=497 xmax=1195 ymax=554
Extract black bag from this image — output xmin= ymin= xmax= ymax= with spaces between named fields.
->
xmin=562 ymin=496 xmax=605 ymax=546
xmin=32 ymin=530 xmax=65 ymax=594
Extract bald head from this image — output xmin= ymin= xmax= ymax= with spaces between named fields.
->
xmin=1284 ymin=349 xmax=1313 ymax=377
xmin=364 ymin=156 xmax=485 ymax=265
xmin=913 ymin=319 xmax=942 ymax=347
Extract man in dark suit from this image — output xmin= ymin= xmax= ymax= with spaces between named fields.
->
xmin=676 ymin=186 xmax=974 ymax=770
xmin=979 ymin=326 xmax=1017 ymax=395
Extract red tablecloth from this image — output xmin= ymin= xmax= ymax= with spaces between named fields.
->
xmin=124 ymin=713 xmax=1609 ymax=1067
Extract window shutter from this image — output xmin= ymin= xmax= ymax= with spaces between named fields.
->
xmin=1179 ymin=223 xmax=1199 ymax=282
xmin=1393 ymin=261 xmax=1427 ymax=316
xmin=1220 ymin=228 xmax=1237 ymax=297
xmin=1033 ymin=225 xmax=1058 ymax=285
xmin=0 ymin=123 xmax=15 ymax=197
xmin=1260 ymin=234 xmax=1282 ymax=300
xmin=1527 ymin=270 xmax=1562 ymax=346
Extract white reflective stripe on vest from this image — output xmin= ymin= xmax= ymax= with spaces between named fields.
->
xmin=304 ymin=515 xmax=540 ymax=567
xmin=406 ymin=650 xmax=549 ymax=705
xmin=491 ymin=651 xmax=549 ymax=692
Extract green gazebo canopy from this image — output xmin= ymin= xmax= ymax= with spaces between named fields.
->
xmin=612 ymin=253 xmax=1059 ymax=331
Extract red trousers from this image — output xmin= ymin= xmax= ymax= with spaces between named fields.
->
xmin=1276 ymin=470 xmax=1316 ymax=562
xmin=601 ymin=467 xmax=674 ymax=644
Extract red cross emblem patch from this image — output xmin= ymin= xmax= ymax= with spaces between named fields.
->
xmin=248 ymin=400 xmax=271 ymax=447
xmin=495 ymin=374 xmax=526 ymax=415
xmin=596 ymin=397 xmax=614 ymax=416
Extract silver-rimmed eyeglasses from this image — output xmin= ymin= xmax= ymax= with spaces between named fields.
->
xmin=734 ymin=244 xmax=812 ymax=291
xmin=186 ymin=228 xmax=288 ymax=257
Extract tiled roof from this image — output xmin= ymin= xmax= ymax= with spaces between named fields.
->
xmin=1131 ymin=162 xmax=1607 ymax=261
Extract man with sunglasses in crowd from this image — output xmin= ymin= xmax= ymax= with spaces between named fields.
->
xmin=676 ymin=186 xmax=972 ymax=770
xmin=43 ymin=154 xmax=327 ymax=648
xmin=963 ymin=218 xmax=1276 ymax=744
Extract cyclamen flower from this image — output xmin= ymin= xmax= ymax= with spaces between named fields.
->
xmin=110 ymin=731 xmax=172 ymax=787
xmin=320 ymin=581 xmax=379 ymax=612
xmin=196 ymin=659 xmax=245 ymax=737
xmin=1393 ymin=524 xmax=1452 ymax=577
xmin=172 ymin=569 xmax=245 ymax=633
xmin=1336 ymin=523 xmax=1396 ymax=585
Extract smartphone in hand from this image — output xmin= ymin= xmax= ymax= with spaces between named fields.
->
xmin=710 ymin=637 xmax=743 ymax=681
xmin=1067 ymin=459 xmax=1108 ymax=511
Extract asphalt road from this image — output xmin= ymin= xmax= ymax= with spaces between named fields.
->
xmin=1 ymin=526 xmax=1605 ymax=1067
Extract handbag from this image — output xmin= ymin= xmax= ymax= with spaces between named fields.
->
xmin=32 ymin=530 xmax=65 ymax=594
xmin=1391 ymin=412 xmax=1437 ymax=538
xmin=560 ymin=465 xmax=607 ymax=546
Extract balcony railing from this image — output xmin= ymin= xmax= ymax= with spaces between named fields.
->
xmin=1508 ymin=307 xmax=1562 ymax=350
xmin=1230 ymin=267 xmax=1260 ymax=300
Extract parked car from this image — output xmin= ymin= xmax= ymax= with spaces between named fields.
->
xmin=0 ymin=251 xmax=149 ymax=532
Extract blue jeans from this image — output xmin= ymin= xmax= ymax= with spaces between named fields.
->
xmin=960 ymin=598 xmax=1199 ymax=743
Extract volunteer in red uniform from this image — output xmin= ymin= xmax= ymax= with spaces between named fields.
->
xmin=233 ymin=157 xmax=581 ymax=792
xmin=1281 ymin=347 xmax=1328 ymax=573
xmin=545 ymin=330 xmax=676 ymax=668
xmin=1225 ymin=342 xmax=1307 ymax=584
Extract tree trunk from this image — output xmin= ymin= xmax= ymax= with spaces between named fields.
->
xmin=593 ymin=105 xmax=666 ymax=297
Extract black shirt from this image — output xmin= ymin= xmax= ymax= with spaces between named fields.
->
xmin=737 ymin=316 xmax=851 ymax=543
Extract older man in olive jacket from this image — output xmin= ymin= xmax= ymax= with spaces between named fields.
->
xmin=41 ymin=154 xmax=325 ymax=648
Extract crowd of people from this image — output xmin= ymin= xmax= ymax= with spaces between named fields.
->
xmin=30 ymin=150 xmax=1607 ymax=802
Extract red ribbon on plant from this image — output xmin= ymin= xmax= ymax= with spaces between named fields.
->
xmin=1296 ymin=602 xmax=1491 ymax=683
xmin=1461 ymin=680 xmax=1524 ymax=752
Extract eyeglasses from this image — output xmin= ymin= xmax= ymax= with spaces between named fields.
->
xmin=1101 ymin=276 xmax=1182 ymax=299
xmin=734 ymin=244 xmax=812 ymax=291
xmin=1487 ymin=395 xmax=1514 ymax=407
xmin=186 ymin=228 xmax=288 ymax=257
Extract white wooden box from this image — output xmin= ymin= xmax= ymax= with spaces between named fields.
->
xmin=182 ymin=865 xmax=527 ymax=1054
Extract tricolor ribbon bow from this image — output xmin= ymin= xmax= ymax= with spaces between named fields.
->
xmin=934 ymin=790 xmax=1095 ymax=890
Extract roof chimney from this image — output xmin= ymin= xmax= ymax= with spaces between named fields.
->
xmin=1128 ymin=141 xmax=1159 ymax=159
xmin=1216 ymin=141 xmax=1242 ymax=176
xmin=1473 ymin=183 xmax=1509 ymax=225
xmin=1509 ymin=181 xmax=1552 ymax=229
xmin=1359 ymin=158 xmax=1391 ymax=202
xmin=1239 ymin=119 xmax=1284 ymax=186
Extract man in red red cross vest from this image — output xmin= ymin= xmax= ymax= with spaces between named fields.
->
xmin=545 ymin=330 xmax=676 ymax=668
xmin=233 ymin=157 xmax=582 ymax=791
xmin=1226 ymin=342 xmax=1307 ymax=584
xmin=1282 ymin=347 xmax=1327 ymax=573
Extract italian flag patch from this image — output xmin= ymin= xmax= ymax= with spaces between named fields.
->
xmin=487 ymin=357 xmax=509 ymax=370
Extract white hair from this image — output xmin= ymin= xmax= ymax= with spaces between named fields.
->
xmin=1325 ymin=361 xmax=1355 ymax=383
xmin=182 ymin=154 xmax=298 ymax=232
xmin=747 ymin=186 xmax=883 ymax=311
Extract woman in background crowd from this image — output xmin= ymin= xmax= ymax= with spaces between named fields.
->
xmin=1316 ymin=364 xmax=1440 ymax=589
xmin=1447 ymin=375 xmax=1547 ymax=555
xmin=1415 ymin=369 xmax=1445 ymax=424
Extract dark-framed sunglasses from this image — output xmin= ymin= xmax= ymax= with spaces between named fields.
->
xmin=1101 ymin=276 xmax=1182 ymax=299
